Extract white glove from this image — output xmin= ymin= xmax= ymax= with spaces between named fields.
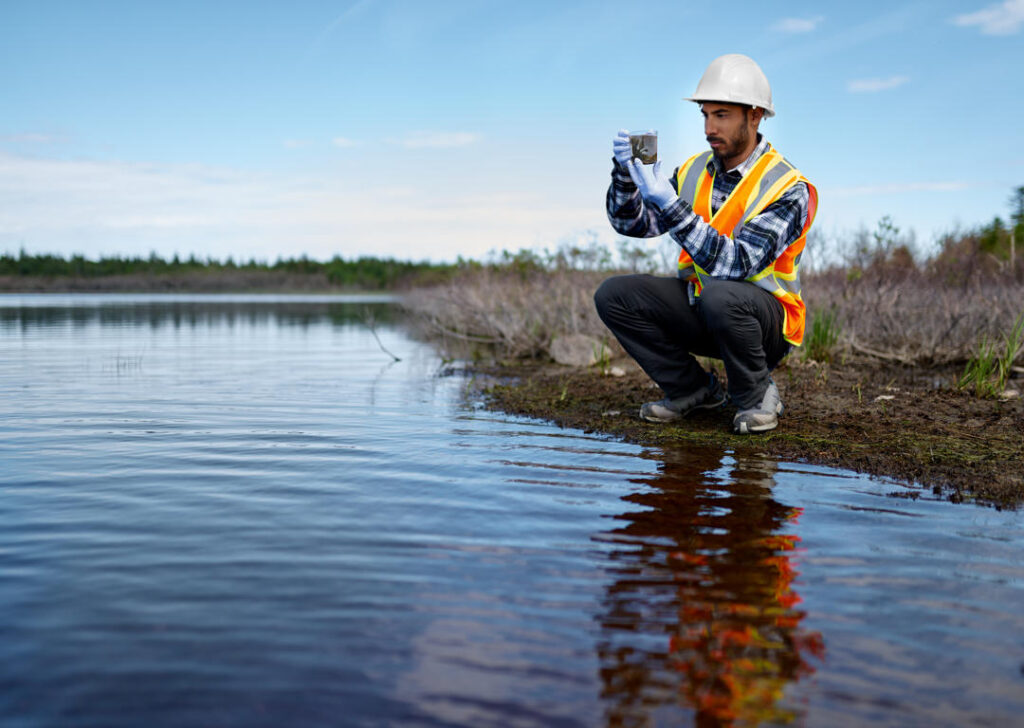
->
xmin=612 ymin=129 xmax=633 ymax=166
xmin=628 ymin=159 xmax=677 ymax=209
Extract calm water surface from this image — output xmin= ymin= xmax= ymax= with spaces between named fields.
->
xmin=1 ymin=294 xmax=1022 ymax=727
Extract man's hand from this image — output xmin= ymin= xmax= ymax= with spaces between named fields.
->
xmin=628 ymin=159 xmax=677 ymax=209
xmin=612 ymin=129 xmax=633 ymax=166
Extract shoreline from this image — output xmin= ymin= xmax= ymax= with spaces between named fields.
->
xmin=475 ymin=354 xmax=1024 ymax=508
xmin=0 ymin=277 xmax=374 ymax=295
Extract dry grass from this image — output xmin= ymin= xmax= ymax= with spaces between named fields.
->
xmin=804 ymin=269 xmax=1024 ymax=365
xmin=404 ymin=257 xmax=1024 ymax=370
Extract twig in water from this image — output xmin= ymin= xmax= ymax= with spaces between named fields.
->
xmin=362 ymin=307 xmax=401 ymax=362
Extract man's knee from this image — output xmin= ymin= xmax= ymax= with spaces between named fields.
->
xmin=594 ymin=274 xmax=638 ymax=318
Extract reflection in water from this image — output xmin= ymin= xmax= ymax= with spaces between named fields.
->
xmin=0 ymin=295 xmax=400 ymax=332
xmin=596 ymin=450 xmax=825 ymax=727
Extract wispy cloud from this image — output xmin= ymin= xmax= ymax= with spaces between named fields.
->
xmin=331 ymin=137 xmax=358 ymax=148
xmin=283 ymin=139 xmax=312 ymax=149
xmin=830 ymin=181 xmax=970 ymax=197
xmin=951 ymin=0 xmax=1024 ymax=35
xmin=304 ymin=0 xmax=378 ymax=61
xmin=0 ymin=153 xmax=278 ymax=233
xmin=770 ymin=15 xmax=824 ymax=33
xmin=847 ymin=75 xmax=910 ymax=93
xmin=388 ymin=131 xmax=481 ymax=149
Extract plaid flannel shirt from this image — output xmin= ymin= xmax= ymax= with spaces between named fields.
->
xmin=606 ymin=135 xmax=810 ymax=290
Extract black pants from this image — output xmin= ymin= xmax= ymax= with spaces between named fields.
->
xmin=594 ymin=275 xmax=790 ymax=409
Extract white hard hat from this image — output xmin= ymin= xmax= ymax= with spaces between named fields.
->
xmin=685 ymin=53 xmax=775 ymax=118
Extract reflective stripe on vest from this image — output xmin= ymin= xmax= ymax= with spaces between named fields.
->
xmin=675 ymin=145 xmax=818 ymax=346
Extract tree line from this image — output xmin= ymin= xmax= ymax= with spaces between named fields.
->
xmin=0 ymin=251 xmax=463 ymax=290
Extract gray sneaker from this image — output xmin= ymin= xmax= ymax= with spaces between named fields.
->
xmin=733 ymin=379 xmax=784 ymax=434
xmin=639 ymin=373 xmax=726 ymax=423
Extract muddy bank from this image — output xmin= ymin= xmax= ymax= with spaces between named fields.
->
xmin=476 ymin=355 xmax=1024 ymax=508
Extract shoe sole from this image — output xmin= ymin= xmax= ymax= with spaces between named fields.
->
xmin=733 ymin=403 xmax=783 ymax=434
xmin=733 ymin=419 xmax=778 ymax=434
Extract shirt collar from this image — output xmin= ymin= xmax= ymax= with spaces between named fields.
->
xmin=708 ymin=134 xmax=770 ymax=177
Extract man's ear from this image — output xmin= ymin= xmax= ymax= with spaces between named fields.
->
xmin=749 ymin=106 xmax=764 ymax=126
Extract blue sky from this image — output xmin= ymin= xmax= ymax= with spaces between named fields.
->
xmin=2 ymin=0 xmax=1023 ymax=263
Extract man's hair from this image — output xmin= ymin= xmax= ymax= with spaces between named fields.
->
xmin=700 ymin=101 xmax=758 ymax=115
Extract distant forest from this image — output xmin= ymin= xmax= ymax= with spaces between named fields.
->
xmin=0 ymin=251 xmax=462 ymax=291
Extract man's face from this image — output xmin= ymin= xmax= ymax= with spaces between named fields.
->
xmin=701 ymin=102 xmax=756 ymax=163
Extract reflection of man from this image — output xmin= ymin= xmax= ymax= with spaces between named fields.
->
xmin=595 ymin=54 xmax=818 ymax=434
xmin=596 ymin=450 xmax=824 ymax=725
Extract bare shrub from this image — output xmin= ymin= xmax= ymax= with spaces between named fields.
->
xmin=803 ymin=218 xmax=1024 ymax=365
xmin=804 ymin=269 xmax=1024 ymax=365
xmin=403 ymin=267 xmax=614 ymax=360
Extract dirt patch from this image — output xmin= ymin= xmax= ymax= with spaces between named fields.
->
xmin=474 ymin=355 xmax=1024 ymax=508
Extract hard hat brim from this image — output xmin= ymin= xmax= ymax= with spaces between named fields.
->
xmin=685 ymin=96 xmax=775 ymax=118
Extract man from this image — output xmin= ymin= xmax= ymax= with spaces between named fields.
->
xmin=595 ymin=53 xmax=817 ymax=434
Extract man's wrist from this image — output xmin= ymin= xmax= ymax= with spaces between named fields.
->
xmin=650 ymin=192 xmax=679 ymax=210
xmin=611 ymin=158 xmax=636 ymax=190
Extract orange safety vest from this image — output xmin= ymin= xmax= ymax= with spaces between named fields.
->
xmin=675 ymin=146 xmax=818 ymax=346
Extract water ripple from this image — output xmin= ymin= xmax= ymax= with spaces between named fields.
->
xmin=2 ymin=296 xmax=1023 ymax=727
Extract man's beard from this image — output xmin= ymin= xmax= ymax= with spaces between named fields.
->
xmin=709 ymin=123 xmax=750 ymax=161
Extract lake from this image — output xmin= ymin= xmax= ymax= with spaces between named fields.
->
xmin=2 ymin=294 xmax=1023 ymax=727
